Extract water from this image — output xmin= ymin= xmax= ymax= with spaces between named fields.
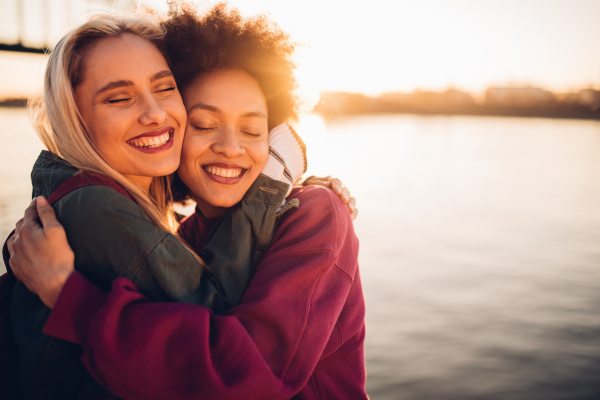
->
xmin=2 ymin=109 xmax=600 ymax=399
xmin=0 ymin=108 xmax=44 ymax=240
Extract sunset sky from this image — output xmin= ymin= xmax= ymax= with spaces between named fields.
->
xmin=1 ymin=0 xmax=600 ymax=98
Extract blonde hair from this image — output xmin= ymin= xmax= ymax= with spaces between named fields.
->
xmin=30 ymin=14 xmax=189 ymax=243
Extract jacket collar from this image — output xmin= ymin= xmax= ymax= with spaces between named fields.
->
xmin=31 ymin=150 xmax=78 ymax=199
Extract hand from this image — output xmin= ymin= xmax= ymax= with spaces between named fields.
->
xmin=302 ymin=176 xmax=358 ymax=220
xmin=8 ymin=196 xmax=75 ymax=308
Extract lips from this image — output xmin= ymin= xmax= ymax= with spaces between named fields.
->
xmin=202 ymin=163 xmax=248 ymax=184
xmin=127 ymin=126 xmax=175 ymax=154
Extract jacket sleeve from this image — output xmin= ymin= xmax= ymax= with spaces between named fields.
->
xmin=43 ymin=188 xmax=359 ymax=400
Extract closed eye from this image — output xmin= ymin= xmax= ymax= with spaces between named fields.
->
xmin=106 ymin=98 xmax=132 ymax=104
xmin=157 ymin=87 xmax=175 ymax=93
xmin=191 ymin=124 xmax=216 ymax=131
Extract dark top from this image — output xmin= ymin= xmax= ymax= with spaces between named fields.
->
xmin=11 ymin=151 xmax=225 ymax=400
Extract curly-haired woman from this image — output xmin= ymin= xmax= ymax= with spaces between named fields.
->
xmin=7 ymin=3 xmax=366 ymax=400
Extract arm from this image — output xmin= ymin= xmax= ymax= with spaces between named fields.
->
xmin=10 ymin=188 xmax=360 ymax=399
xmin=302 ymin=175 xmax=358 ymax=219
xmin=53 ymin=186 xmax=222 ymax=306
xmin=8 ymin=189 xmax=223 ymax=400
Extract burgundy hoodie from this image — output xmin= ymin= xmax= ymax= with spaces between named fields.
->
xmin=43 ymin=186 xmax=368 ymax=399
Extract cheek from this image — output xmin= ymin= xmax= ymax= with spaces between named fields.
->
xmin=86 ymin=118 xmax=114 ymax=154
xmin=75 ymin=101 xmax=101 ymax=148
xmin=166 ymin=92 xmax=187 ymax=129
xmin=181 ymin=131 xmax=203 ymax=164
xmin=252 ymin=140 xmax=270 ymax=171
xmin=178 ymin=133 xmax=207 ymax=183
xmin=86 ymin=107 xmax=129 ymax=152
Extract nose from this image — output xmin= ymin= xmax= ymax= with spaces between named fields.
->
xmin=211 ymin=127 xmax=245 ymax=159
xmin=138 ymin=95 xmax=167 ymax=126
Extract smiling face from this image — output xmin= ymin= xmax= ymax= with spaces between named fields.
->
xmin=178 ymin=68 xmax=269 ymax=218
xmin=74 ymin=33 xmax=187 ymax=190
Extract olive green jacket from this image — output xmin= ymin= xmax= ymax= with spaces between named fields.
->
xmin=10 ymin=151 xmax=291 ymax=400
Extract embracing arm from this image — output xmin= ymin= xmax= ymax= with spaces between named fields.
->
xmin=10 ymin=188 xmax=362 ymax=399
xmin=302 ymin=175 xmax=358 ymax=220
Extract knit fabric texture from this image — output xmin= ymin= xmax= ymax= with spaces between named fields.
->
xmin=261 ymin=123 xmax=308 ymax=199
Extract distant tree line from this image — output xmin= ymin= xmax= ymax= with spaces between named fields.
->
xmin=315 ymin=87 xmax=600 ymax=120
xmin=0 ymin=98 xmax=28 ymax=108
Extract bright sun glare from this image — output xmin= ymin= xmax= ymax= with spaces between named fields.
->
xmin=296 ymin=114 xmax=332 ymax=177
xmin=1 ymin=0 xmax=600 ymax=98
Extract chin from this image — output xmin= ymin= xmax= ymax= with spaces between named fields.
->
xmin=203 ymin=191 xmax=244 ymax=207
xmin=211 ymin=198 xmax=241 ymax=208
xmin=149 ymin=161 xmax=181 ymax=176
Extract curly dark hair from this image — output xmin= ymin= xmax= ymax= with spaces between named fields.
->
xmin=162 ymin=2 xmax=300 ymax=129
xmin=162 ymin=2 xmax=301 ymax=204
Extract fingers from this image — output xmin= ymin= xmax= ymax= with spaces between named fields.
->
xmin=15 ymin=218 xmax=24 ymax=234
xmin=302 ymin=175 xmax=332 ymax=189
xmin=324 ymin=177 xmax=349 ymax=202
xmin=330 ymin=178 xmax=343 ymax=196
xmin=347 ymin=197 xmax=358 ymax=220
xmin=303 ymin=176 xmax=357 ymax=219
xmin=351 ymin=207 xmax=359 ymax=221
xmin=335 ymin=186 xmax=350 ymax=204
xmin=347 ymin=197 xmax=356 ymax=214
xmin=7 ymin=235 xmax=14 ymax=256
xmin=300 ymin=175 xmax=315 ymax=186
xmin=23 ymin=198 xmax=38 ymax=223
xmin=36 ymin=196 xmax=60 ymax=229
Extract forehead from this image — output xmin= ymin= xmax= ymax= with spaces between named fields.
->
xmin=80 ymin=34 xmax=169 ymax=87
xmin=182 ymin=68 xmax=267 ymax=113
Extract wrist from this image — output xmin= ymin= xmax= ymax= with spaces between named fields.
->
xmin=39 ymin=269 xmax=74 ymax=309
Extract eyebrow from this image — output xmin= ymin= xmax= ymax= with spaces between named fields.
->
xmin=150 ymin=70 xmax=174 ymax=83
xmin=188 ymin=103 xmax=220 ymax=114
xmin=188 ymin=102 xmax=267 ymax=120
xmin=242 ymin=111 xmax=268 ymax=120
xmin=95 ymin=80 xmax=134 ymax=96
xmin=94 ymin=70 xmax=174 ymax=97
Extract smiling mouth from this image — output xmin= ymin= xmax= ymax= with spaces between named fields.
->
xmin=128 ymin=130 xmax=173 ymax=149
xmin=203 ymin=165 xmax=245 ymax=178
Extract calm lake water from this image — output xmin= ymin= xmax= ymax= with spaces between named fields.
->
xmin=1 ymin=108 xmax=600 ymax=399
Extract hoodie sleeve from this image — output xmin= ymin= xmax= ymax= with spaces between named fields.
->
xmin=43 ymin=187 xmax=361 ymax=400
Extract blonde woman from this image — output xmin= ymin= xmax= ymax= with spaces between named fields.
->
xmin=7 ymin=4 xmax=365 ymax=400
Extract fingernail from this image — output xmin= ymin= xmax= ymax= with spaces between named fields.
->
xmin=37 ymin=196 xmax=48 ymax=206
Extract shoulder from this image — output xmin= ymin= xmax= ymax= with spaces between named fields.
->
xmin=264 ymin=185 xmax=358 ymax=273
xmin=50 ymin=184 xmax=200 ymax=293
xmin=288 ymin=185 xmax=349 ymax=220
xmin=54 ymin=184 xmax=146 ymax=221
xmin=285 ymin=185 xmax=355 ymax=242
xmin=52 ymin=184 xmax=168 ymax=262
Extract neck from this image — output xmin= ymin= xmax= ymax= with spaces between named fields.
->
xmin=123 ymin=174 xmax=153 ymax=193
xmin=194 ymin=196 xmax=228 ymax=219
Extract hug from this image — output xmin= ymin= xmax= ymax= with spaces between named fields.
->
xmin=3 ymin=2 xmax=366 ymax=399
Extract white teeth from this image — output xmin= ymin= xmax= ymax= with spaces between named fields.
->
xmin=204 ymin=166 xmax=242 ymax=178
xmin=128 ymin=131 xmax=171 ymax=148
